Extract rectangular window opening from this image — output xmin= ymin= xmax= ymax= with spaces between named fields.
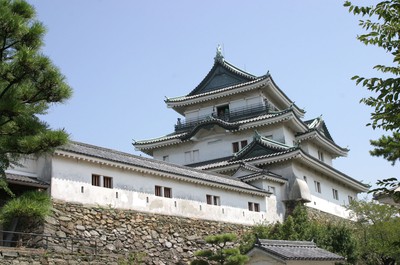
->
xmin=216 ymin=105 xmax=229 ymax=118
xmin=314 ymin=181 xmax=321 ymax=193
xmin=232 ymin=142 xmax=239 ymax=153
xmin=155 ymin=185 xmax=162 ymax=197
xmin=333 ymin=189 xmax=339 ymax=200
xmin=206 ymin=195 xmax=220 ymax=206
xmin=103 ymin=176 xmax=113 ymax=188
xmin=164 ymin=187 xmax=172 ymax=198
xmin=92 ymin=174 xmax=100 ymax=186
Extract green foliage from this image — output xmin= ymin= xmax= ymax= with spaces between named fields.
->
xmin=0 ymin=0 xmax=72 ymax=192
xmin=0 ymin=190 xmax=51 ymax=225
xmin=240 ymin=204 xmax=358 ymax=264
xmin=344 ymin=0 xmax=400 ymax=194
xmin=191 ymin=233 xmax=248 ymax=265
xmin=347 ymin=199 xmax=400 ymax=264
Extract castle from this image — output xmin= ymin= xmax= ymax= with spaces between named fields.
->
xmin=5 ymin=48 xmax=368 ymax=225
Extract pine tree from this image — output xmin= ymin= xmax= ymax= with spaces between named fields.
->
xmin=0 ymin=0 xmax=72 ymax=193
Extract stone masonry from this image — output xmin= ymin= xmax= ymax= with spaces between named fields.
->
xmin=0 ymin=200 xmax=250 ymax=264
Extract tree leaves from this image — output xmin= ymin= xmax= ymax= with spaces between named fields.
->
xmin=0 ymin=0 xmax=72 ymax=192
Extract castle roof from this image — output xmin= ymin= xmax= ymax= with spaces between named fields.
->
xmin=250 ymin=239 xmax=345 ymax=261
xmin=56 ymin=141 xmax=269 ymax=196
xmin=196 ymin=146 xmax=369 ymax=192
xmin=134 ymin=109 xmax=308 ymax=155
xmin=165 ymin=50 xmax=305 ymax=118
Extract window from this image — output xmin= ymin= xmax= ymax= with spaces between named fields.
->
xmin=103 ymin=176 xmax=113 ymax=188
xmin=248 ymin=202 xmax=260 ymax=212
xmin=232 ymin=140 xmax=248 ymax=153
xmin=232 ymin=142 xmax=239 ymax=153
xmin=314 ymin=181 xmax=321 ymax=193
xmin=193 ymin=150 xmax=199 ymax=162
xmin=318 ymin=150 xmax=324 ymax=162
xmin=348 ymin=195 xmax=354 ymax=204
xmin=92 ymin=174 xmax=100 ymax=186
xmin=155 ymin=186 xmax=172 ymax=198
xmin=216 ymin=105 xmax=229 ymax=118
xmin=332 ymin=189 xmax=339 ymax=200
xmin=184 ymin=151 xmax=192 ymax=163
xmin=163 ymin=155 xmax=169 ymax=162
xmin=92 ymin=174 xmax=113 ymax=188
xmin=164 ymin=187 xmax=172 ymax=198
xmin=184 ymin=150 xmax=200 ymax=163
xmin=155 ymin=185 xmax=162 ymax=196
xmin=206 ymin=195 xmax=220 ymax=206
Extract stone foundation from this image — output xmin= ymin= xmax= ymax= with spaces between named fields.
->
xmin=30 ymin=200 xmax=250 ymax=264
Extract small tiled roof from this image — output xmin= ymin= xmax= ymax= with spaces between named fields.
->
xmin=232 ymin=131 xmax=291 ymax=161
xmin=164 ymin=54 xmax=305 ymax=117
xmin=255 ymin=239 xmax=345 ymax=261
xmin=304 ymin=117 xmax=334 ymax=141
xmin=186 ymin=56 xmax=258 ymax=97
xmin=197 ymin=148 xmax=369 ymax=192
xmin=57 ymin=141 xmax=268 ymax=195
xmin=5 ymin=173 xmax=49 ymax=188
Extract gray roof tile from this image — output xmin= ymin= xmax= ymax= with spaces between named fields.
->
xmin=256 ymin=239 xmax=345 ymax=261
xmin=58 ymin=141 xmax=268 ymax=195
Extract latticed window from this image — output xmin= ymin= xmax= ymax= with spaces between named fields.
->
xmin=206 ymin=195 xmax=220 ymax=205
xmin=332 ymin=189 xmax=339 ymax=200
xmin=155 ymin=186 xmax=162 ymax=196
xmin=92 ymin=174 xmax=100 ymax=186
xmin=103 ymin=176 xmax=112 ymax=188
xmin=164 ymin=187 xmax=172 ymax=198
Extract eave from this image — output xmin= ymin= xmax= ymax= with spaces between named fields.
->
xmin=296 ymin=130 xmax=349 ymax=158
xmin=55 ymin=144 xmax=269 ymax=197
xmin=166 ymin=76 xmax=305 ymax=118
xmin=134 ymin=110 xmax=308 ymax=154
xmin=199 ymin=149 xmax=369 ymax=192
xmin=238 ymin=109 xmax=308 ymax=133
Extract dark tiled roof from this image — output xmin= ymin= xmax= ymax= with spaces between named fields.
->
xmin=232 ymin=131 xmax=291 ymax=161
xmin=5 ymin=173 xmax=49 ymax=188
xmin=186 ymin=58 xmax=257 ymax=96
xmin=255 ymin=239 xmax=345 ymax=261
xmin=58 ymin=141 xmax=268 ymax=195
xmin=134 ymin=109 xmax=295 ymax=146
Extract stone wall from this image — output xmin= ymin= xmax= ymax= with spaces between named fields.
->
xmin=22 ymin=200 xmax=250 ymax=264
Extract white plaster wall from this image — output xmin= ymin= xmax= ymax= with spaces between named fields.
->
xmin=249 ymin=178 xmax=286 ymax=221
xmin=6 ymin=155 xmax=38 ymax=177
xmin=281 ymin=126 xmax=296 ymax=146
xmin=153 ymin=123 xmax=292 ymax=165
xmin=299 ymin=142 xmax=333 ymax=166
xmin=154 ymin=128 xmax=255 ymax=165
xmin=256 ymin=125 xmax=286 ymax=144
xmin=292 ymin=163 xmax=356 ymax=218
xmin=50 ymin=156 xmax=273 ymax=225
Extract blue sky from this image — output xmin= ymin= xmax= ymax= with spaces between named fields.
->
xmin=28 ymin=0 xmax=397 ymax=190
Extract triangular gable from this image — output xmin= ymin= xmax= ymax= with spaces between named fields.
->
xmin=187 ymin=54 xmax=257 ymax=96
xmin=232 ymin=162 xmax=263 ymax=178
xmin=232 ymin=131 xmax=291 ymax=161
xmin=304 ymin=117 xmax=334 ymax=141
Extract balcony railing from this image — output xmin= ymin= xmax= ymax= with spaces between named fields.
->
xmin=175 ymin=103 xmax=270 ymax=132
